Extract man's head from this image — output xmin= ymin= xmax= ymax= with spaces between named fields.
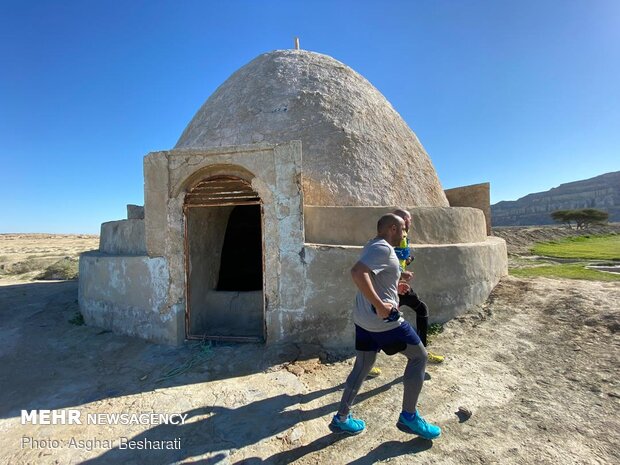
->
xmin=392 ymin=208 xmax=412 ymax=232
xmin=377 ymin=213 xmax=405 ymax=247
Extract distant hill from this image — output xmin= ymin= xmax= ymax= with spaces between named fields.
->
xmin=491 ymin=171 xmax=620 ymax=226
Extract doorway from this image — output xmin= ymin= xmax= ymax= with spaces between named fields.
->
xmin=184 ymin=176 xmax=264 ymax=342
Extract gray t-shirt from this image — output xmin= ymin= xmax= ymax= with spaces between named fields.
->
xmin=353 ymin=238 xmax=403 ymax=332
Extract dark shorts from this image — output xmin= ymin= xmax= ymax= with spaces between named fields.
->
xmin=355 ymin=321 xmax=421 ymax=355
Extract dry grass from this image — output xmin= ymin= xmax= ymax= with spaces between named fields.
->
xmin=0 ymin=234 xmax=98 ymax=281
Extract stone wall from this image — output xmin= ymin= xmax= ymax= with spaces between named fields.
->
xmin=78 ymin=252 xmax=184 ymax=345
xmin=444 ymin=183 xmax=491 ymax=235
xmin=293 ymin=237 xmax=507 ymax=348
xmin=99 ymin=219 xmax=146 ymax=255
xmin=304 ymin=206 xmax=487 ymax=245
xmin=81 ymin=141 xmax=508 ymax=348
xmin=81 ymin=141 xmax=307 ymax=345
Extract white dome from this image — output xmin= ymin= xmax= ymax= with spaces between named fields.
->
xmin=176 ymin=50 xmax=448 ymax=207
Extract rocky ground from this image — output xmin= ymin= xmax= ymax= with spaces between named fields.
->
xmin=0 ymin=231 xmax=618 ymax=464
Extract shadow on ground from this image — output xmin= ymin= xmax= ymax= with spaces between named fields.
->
xmin=79 ymin=377 xmax=405 ymax=465
xmin=237 ymin=436 xmax=432 ymax=465
xmin=0 ymin=281 xmax=350 ymax=420
xmin=1 ymin=280 xmax=436 ymax=464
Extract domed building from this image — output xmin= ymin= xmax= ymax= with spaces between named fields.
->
xmin=79 ymin=50 xmax=507 ymax=346
xmin=176 ymin=50 xmax=447 ymax=208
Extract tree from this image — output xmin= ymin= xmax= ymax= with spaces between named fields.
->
xmin=574 ymin=209 xmax=609 ymax=229
xmin=551 ymin=210 xmax=574 ymax=228
xmin=550 ymin=209 xmax=609 ymax=229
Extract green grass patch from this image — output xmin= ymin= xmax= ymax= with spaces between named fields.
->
xmin=426 ymin=323 xmax=444 ymax=346
xmin=510 ymin=263 xmax=620 ymax=282
xmin=427 ymin=323 xmax=444 ymax=336
xmin=531 ymin=234 xmax=620 ymax=260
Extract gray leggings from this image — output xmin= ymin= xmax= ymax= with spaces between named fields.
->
xmin=337 ymin=343 xmax=428 ymax=417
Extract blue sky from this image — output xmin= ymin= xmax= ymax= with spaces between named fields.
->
xmin=1 ymin=0 xmax=618 ymax=233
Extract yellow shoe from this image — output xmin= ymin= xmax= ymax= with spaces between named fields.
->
xmin=427 ymin=351 xmax=444 ymax=364
xmin=367 ymin=367 xmax=382 ymax=378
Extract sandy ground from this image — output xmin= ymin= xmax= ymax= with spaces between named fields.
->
xmin=0 ymin=232 xmax=618 ymax=464
xmin=0 ymin=234 xmax=99 ymax=282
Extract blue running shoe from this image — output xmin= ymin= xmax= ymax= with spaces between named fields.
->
xmin=397 ymin=411 xmax=441 ymax=439
xmin=329 ymin=414 xmax=365 ymax=435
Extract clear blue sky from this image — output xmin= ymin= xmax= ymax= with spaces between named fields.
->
xmin=1 ymin=0 xmax=618 ymax=233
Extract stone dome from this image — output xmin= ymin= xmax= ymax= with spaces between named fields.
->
xmin=176 ymin=50 xmax=448 ymax=207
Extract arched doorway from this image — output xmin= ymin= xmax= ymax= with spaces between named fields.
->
xmin=183 ymin=176 xmax=264 ymax=341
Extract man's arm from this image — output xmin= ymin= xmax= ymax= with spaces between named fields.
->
xmin=350 ymin=261 xmax=393 ymax=319
xmin=398 ymin=270 xmax=413 ymax=294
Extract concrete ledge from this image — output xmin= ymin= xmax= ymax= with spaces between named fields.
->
xmin=295 ymin=237 xmax=507 ymax=348
xmin=144 ymin=151 xmax=169 ymax=257
xmin=127 ymin=204 xmax=145 ymax=219
xmin=78 ymin=252 xmax=183 ymax=345
xmin=445 ymin=183 xmax=491 ymax=235
xmin=408 ymin=237 xmax=507 ymax=322
xmin=100 ymin=219 xmax=146 ymax=255
xmin=304 ymin=206 xmax=487 ymax=245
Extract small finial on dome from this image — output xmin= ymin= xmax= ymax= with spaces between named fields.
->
xmin=294 ymin=37 xmax=300 ymax=50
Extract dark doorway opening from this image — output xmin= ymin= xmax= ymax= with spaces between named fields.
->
xmin=184 ymin=176 xmax=264 ymax=342
xmin=217 ymin=205 xmax=263 ymax=291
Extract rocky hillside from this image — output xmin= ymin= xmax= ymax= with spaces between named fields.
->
xmin=491 ymin=171 xmax=620 ymax=226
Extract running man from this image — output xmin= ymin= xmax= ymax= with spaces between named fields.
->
xmin=330 ymin=213 xmax=441 ymax=439
xmin=392 ymin=208 xmax=444 ymax=364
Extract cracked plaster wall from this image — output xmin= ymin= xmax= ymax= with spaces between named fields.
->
xmin=141 ymin=141 xmax=305 ymax=344
xmin=78 ymin=253 xmax=183 ymax=344
xmin=304 ymin=206 xmax=488 ymax=246
xmin=294 ymin=237 xmax=507 ymax=348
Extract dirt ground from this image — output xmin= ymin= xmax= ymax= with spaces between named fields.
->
xmin=0 ymin=232 xmax=618 ymax=464
xmin=0 ymin=234 xmax=99 ymax=281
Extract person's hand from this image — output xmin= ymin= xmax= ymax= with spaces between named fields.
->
xmin=401 ymin=271 xmax=414 ymax=282
xmin=376 ymin=301 xmax=393 ymax=319
xmin=398 ymin=281 xmax=411 ymax=295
